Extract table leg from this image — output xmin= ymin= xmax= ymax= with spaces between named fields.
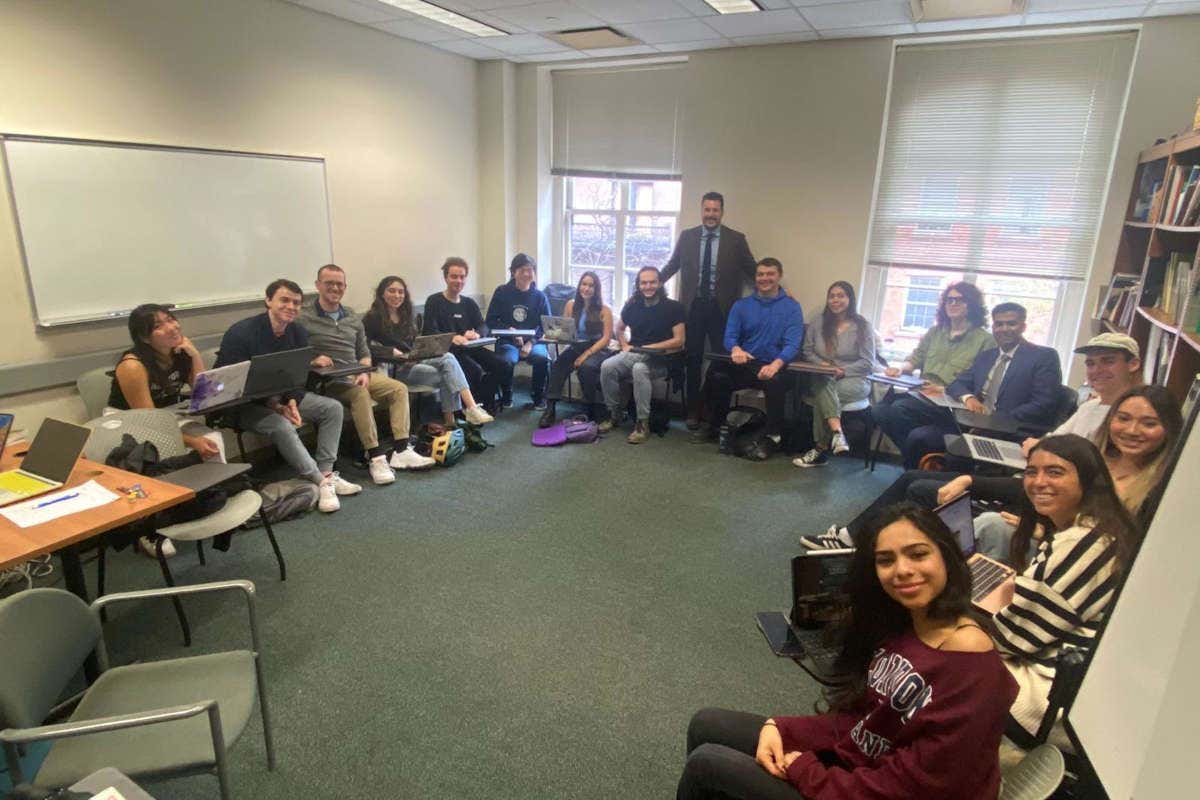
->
xmin=59 ymin=544 xmax=101 ymax=681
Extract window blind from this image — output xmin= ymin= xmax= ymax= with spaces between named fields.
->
xmin=868 ymin=33 xmax=1135 ymax=281
xmin=552 ymin=64 xmax=684 ymax=180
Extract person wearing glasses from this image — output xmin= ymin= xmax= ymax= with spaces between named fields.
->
xmin=871 ymin=281 xmax=995 ymax=469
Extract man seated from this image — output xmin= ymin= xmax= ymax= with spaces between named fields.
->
xmin=299 ymin=264 xmax=435 ymax=485
xmin=214 ymin=278 xmax=358 ymax=513
xmin=599 ymin=267 xmax=686 ymax=444
xmin=423 ymin=257 xmax=507 ymax=414
xmin=486 ymin=253 xmax=552 ymax=410
xmin=692 ymin=257 xmax=804 ymax=446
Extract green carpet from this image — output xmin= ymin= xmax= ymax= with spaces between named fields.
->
xmin=40 ymin=403 xmax=901 ymax=799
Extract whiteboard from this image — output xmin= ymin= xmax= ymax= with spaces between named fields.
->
xmin=1069 ymin=406 xmax=1200 ymax=798
xmin=2 ymin=136 xmax=333 ymax=326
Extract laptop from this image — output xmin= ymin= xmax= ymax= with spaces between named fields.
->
xmin=935 ymin=492 xmax=1017 ymax=614
xmin=756 ymin=550 xmax=852 ymax=672
xmin=404 ymin=333 xmax=456 ymax=360
xmin=924 ymin=390 xmax=967 ymax=410
xmin=189 ymin=361 xmax=251 ymax=413
xmin=962 ymin=432 xmax=1027 ymax=470
xmin=873 ymin=372 xmax=925 ymax=388
xmin=541 ymin=315 xmax=584 ymax=343
xmin=242 ymin=347 xmax=314 ymax=397
xmin=0 ymin=418 xmax=91 ymax=507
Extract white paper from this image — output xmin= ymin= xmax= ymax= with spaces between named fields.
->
xmin=89 ymin=788 xmax=127 ymax=800
xmin=0 ymin=480 xmax=120 ymax=528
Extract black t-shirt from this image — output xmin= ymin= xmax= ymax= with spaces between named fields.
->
xmin=106 ymin=349 xmax=193 ymax=410
xmin=620 ymin=297 xmax=686 ymax=347
xmin=421 ymin=293 xmax=485 ymax=335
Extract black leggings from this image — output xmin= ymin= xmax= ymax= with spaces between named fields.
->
xmin=677 ymin=708 xmax=807 ymax=800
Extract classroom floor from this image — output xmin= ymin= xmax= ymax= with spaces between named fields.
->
xmin=27 ymin=400 xmax=902 ymax=799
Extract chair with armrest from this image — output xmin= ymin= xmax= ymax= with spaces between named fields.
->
xmin=77 ymin=367 xmax=115 ymax=420
xmin=0 ymin=580 xmax=275 ymax=799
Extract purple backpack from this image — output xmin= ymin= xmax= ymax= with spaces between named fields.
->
xmin=564 ymin=416 xmax=599 ymax=444
xmin=532 ymin=422 xmax=567 ymax=447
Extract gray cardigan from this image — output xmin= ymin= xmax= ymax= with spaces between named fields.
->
xmin=802 ymin=317 xmax=875 ymax=378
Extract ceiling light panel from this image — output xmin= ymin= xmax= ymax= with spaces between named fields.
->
xmin=705 ymin=0 xmax=763 ymax=13
xmin=377 ymin=0 xmax=507 ymax=37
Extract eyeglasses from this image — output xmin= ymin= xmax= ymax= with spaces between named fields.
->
xmin=319 ymin=280 xmax=346 ymax=289
xmin=943 ymin=295 xmax=966 ymax=305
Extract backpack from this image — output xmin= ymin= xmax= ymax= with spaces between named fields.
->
xmin=242 ymin=479 xmax=318 ymax=528
xmin=457 ymin=421 xmax=492 ymax=452
xmin=532 ymin=422 xmax=567 ymax=447
xmin=718 ymin=406 xmax=769 ymax=460
xmin=648 ymin=400 xmax=672 ymax=436
xmin=564 ymin=416 xmax=598 ymax=444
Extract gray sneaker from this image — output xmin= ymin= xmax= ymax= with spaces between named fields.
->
xmin=831 ymin=431 xmax=851 ymax=455
xmin=627 ymin=420 xmax=649 ymax=444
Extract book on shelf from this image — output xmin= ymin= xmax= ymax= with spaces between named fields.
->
xmin=1097 ymin=273 xmax=1141 ymax=321
xmin=1183 ymin=169 xmax=1200 ymax=226
xmin=1145 ymin=326 xmax=1162 ymax=384
xmin=1181 ymin=271 xmax=1200 ymax=334
xmin=1167 ymin=165 xmax=1200 ymax=224
xmin=1147 ymin=180 xmax=1165 ymax=225
xmin=1154 ymin=252 xmax=1196 ymax=322
xmin=1131 ymin=162 xmax=1165 ymax=222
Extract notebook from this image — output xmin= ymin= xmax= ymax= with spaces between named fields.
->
xmin=189 ymin=360 xmax=251 ymax=413
xmin=0 ymin=418 xmax=91 ymax=507
xmin=935 ymin=492 xmax=1017 ymax=614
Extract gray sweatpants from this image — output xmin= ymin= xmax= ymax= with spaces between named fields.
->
xmin=236 ymin=393 xmax=343 ymax=484
xmin=600 ymin=351 xmax=669 ymax=421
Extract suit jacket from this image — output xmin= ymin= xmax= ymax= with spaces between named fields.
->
xmin=660 ymin=224 xmax=756 ymax=315
xmin=947 ymin=341 xmax=1061 ymax=425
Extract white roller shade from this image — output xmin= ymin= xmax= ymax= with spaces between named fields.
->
xmin=868 ymin=33 xmax=1135 ymax=280
xmin=552 ymin=64 xmax=684 ymax=180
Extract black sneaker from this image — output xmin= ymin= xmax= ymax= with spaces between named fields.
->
xmin=792 ymin=448 xmax=829 ymax=468
xmin=799 ymin=526 xmax=854 ymax=551
xmin=500 ymin=391 xmax=514 ymax=409
xmin=538 ymin=408 xmax=557 ymax=428
xmin=532 ymin=398 xmax=548 ymax=411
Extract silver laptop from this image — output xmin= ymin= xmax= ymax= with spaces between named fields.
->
xmin=189 ymin=361 xmax=251 ymax=413
xmin=936 ymin=492 xmax=1017 ymax=614
xmin=541 ymin=315 xmax=583 ymax=343
xmin=962 ymin=432 xmax=1027 ymax=469
xmin=925 ymin=391 xmax=966 ymax=409
xmin=405 ymin=333 xmax=456 ymax=360
xmin=0 ymin=418 xmax=91 ymax=507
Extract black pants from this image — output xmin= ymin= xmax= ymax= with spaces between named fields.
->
xmin=685 ymin=297 xmax=728 ymax=418
xmin=871 ymin=394 xmax=956 ymax=469
xmin=842 ymin=469 xmax=959 ymax=543
xmin=702 ymin=362 xmax=789 ymax=435
xmin=677 ymin=708 xmax=807 ymax=800
xmin=452 ymin=345 xmax=506 ymax=411
xmin=545 ymin=342 xmax=610 ymax=406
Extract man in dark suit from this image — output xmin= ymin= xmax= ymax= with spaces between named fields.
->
xmin=903 ymin=302 xmax=1062 ymax=467
xmin=660 ymin=191 xmax=757 ymax=427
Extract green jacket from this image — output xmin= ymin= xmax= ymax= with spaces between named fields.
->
xmin=907 ymin=325 xmax=995 ymax=386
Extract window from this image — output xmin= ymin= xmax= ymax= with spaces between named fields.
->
xmin=563 ymin=176 xmax=681 ymax=303
xmin=862 ymin=33 xmax=1136 ymax=366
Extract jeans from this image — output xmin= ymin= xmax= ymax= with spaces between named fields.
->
xmin=600 ymin=351 xmax=669 ymax=421
xmin=495 ymin=340 xmax=550 ymax=401
xmin=870 ymin=394 xmax=954 ymax=469
xmin=702 ymin=361 xmax=789 ymax=434
xmin=393 ymin=352 xmax=468 ymax=412
xmin=545 ymin=342 xmax=610 ymax=405
xmin=685 ymin=298 xmax=728 ymax=417
xmin=237 ymin=393 xmax=342 ymax=484
xmin=677 ymin=708 xmax=807 ymax=800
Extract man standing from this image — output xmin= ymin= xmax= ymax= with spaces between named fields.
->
xmin=660 ymin=191 xmax=757 ymax=429
xmin=215 ymin=278 xmax=358 ymax=513
xmin=486 ymin=253 xmax=552 ymax=410
xmin=599 ymin=267 xmax=686 ymax=444
xmin=423 ymin=257 xmax=507 ymax=414
xmin=693 ymin=258 xmax=804 ymax=445
xmin=300 ymin=264 xmax=435 ymax=485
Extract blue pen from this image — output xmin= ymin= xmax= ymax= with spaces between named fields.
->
xmin=35 ymin=492 xmax=79 ymax=509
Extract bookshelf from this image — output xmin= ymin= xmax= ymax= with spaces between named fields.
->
xmin=1097 ymin=129 xmax=1200 ymax=404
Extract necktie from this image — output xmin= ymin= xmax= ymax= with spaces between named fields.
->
xmin=982 ymin=353 xmax=1012 ymax=414
xmin=699 ymin=233 xmax=714 ymax=301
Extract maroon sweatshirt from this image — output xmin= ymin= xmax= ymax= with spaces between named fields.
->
xmin=775 ymin=629 xmax=1017 ymax=799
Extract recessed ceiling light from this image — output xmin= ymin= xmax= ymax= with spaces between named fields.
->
xmin=378 ymin=0 xmax=508 ymax=37
xmin=704 ymin=0 xmax=762 ymax=14
xmin=908 ymin=0 xmax=1025 ymax=22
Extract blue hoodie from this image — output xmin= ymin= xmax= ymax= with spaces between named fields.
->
xmin=723 ymin=289 xmax=805 ymax=364
xmin=485 ymin=280 xmax=552 ymax=336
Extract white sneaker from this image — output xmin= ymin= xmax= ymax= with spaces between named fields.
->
xmin=317 ymin=478 xmax=340 ymax=513
xmin=463 ymin=405 xmax=494 ymax=425
xmin=329 ymin=472 xmax=362 ymax=496
xmin=799 ymin=525 xmax=854 ymax=550
xmin=390 ymin=447 xmax=437 ymax=471
xmin=368 ymin=455 xmax=396 ymax=485
xmin=137 ymin=535 xmax=177 ymax=559
xmin=831 ymin=432 xmax=850 ymax=455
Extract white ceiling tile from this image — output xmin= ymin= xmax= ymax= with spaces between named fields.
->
xmin=758 ymin=0 xmax=796 ymax=8
xmin=732 ymin=31 xmax=822 ymax=43
xmin=486 ymin=2 xmax=605 ymax=32
xmin=458 ymin=0 xmax=538 ymax=8
xmin=654 ymin=38 xmax=734 ymax=51
xmin=799 ymin=0 xmax=912 ymax=28
xmin=582 ymin=44 xmax=664 ymax=56
xmin=526 ymin=50 xmax=592 ymax=61
xmin=370 ymin=17 xmax=462 ymax=41
xmin=570 ymin=0 xmax=697 ymax=24
xmin=619 ymin=18 xmax=724 ymax=42
xmin=1145 ymin=0 xmax=1200 ymax=15
xmin=790 ymin=0 xmax=878 ymax=5
xmin=672 ymin=0 xmax=721 ymax=15
xmin=482 ymin=32 xmax=572 ymax=53
xmin=819 ymin=22 xmax=916 ymax=37
xmin=287 ymin=0 xmax=402 ymax=24
xmin=431 ymin=38 xmax=508 ymax=58
xmin=704 ymin=8 xmax=813 ymax=36
xmin=1027 ymin=0 xmax=1143 ymax=10
xmin=1024 ymin=5 xmax=1146 ymax=23
xmin=913 ymin=14 xmax=1024 ymax=31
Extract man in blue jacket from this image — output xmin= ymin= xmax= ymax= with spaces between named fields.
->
xmin=486 ymin=253 xmax=553 ymax=409
xmin=903 ymin=302 xmax=1062 ymax=466
xmin=693 ymin=257 xmax=804 ymax=444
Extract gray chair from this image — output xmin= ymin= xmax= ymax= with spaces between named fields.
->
xmin=77 ymin=367 xmax=114 ymax=420
xmin=0 ymin=580 xmax=275 ymax=799
xmin=998 ymin=744 xmax=1066 ymax=800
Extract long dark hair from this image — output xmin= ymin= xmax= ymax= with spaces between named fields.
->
xmin=366 ymin=275 xmax=415 ymax=340
xmin=125 ymin=303 xmax=186 ymax=387
xmin=935 ymin=281 xmax=988 ymax=330
xmin=1092 ymin=385 xmax=1183 ymax=518
xmin=824 ymin=502 xmax=973 ymax=712
xmin=820 ymin=281 xmax=869 ymax=358
xmin=1010 ymin=434 xmax=1143 ymax=573
xmin=571 ymin=271 xmax=604 ymax=329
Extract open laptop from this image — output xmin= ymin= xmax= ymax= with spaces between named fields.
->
xmin=189 ymin=360 xmax=251 ymax=413
xmin=961 ymin=432 xmax=1027 ymax=469
xmin=0 ymin=418 xmax=91 ymax=507
xmin=935 ymin=492 xmax=1017 ymax=614
xmin=242 ymin=347 xmax=314 ymax=397
xmin=404 ymin=333 xmax=456 ymax=360
xmin=541 ymin=315 xmax=584 ymax=343
xmin=755 ymin=550 xmax=852 ymax=672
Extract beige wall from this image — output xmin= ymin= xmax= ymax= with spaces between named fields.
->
xmin=0 ymin=0 xmax=479 ymax=431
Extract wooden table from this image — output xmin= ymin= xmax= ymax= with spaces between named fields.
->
xmin=0 ymin=447 xmax=194 ymax=600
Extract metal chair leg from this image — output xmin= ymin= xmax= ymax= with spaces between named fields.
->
xmin=196 ymin=540 xmax=206 ymax=565
xmin=259 ymin=508 xmax=287 ymax=582
xmin=207 ymin=704 xmax=232 ymax=800
xmin=156 ymin=539 xmax=192 ymax=647
xmin=97 ymin=541 xmax=108 ymax=623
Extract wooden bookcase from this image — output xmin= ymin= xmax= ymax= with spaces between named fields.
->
xmin=1098 ymin=129 xmax=1200 ymax=404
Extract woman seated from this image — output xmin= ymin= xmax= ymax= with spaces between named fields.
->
xmin=679 ymin=503 xmax=1016 ymax=799
xmin=362 ymin=276 xmax=493 ymax=428
xmin=994 ymin=434 xmax=1142 ymax=750
xmin=793 ymin=282 xmax=876 ymax=468
xmin=538 ymin=271 xmax=614 ymax=428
